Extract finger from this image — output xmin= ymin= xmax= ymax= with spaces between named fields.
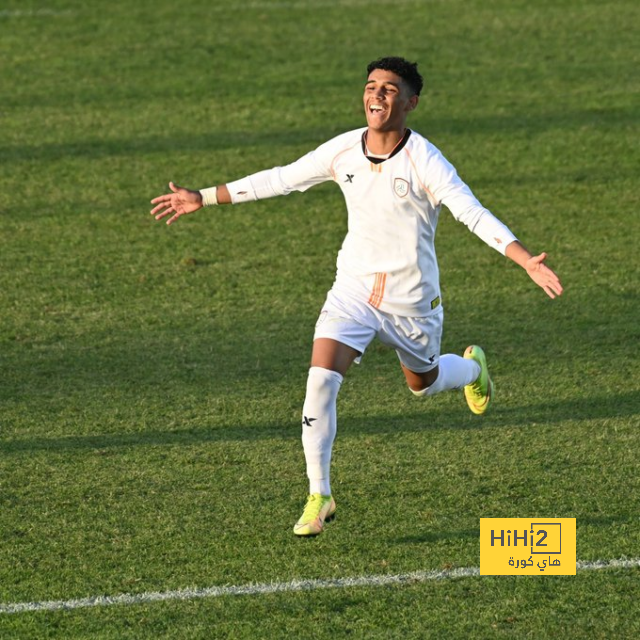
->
xmin=166 ymin=212 xmax=182 ymax=225
xmin=154 ymin=207 xmax=174 ymax=221
xmin=542 ymin=268 xmax=563 ymax=291
xmin=150 ymin=194 xmax=172 ymax=206
xmin=545 ymin=280 xmax=564 ymax=298
xmin=169 ymin=181 xmax=181 ymax=193
xmin=150 ymin=201 xmax=171 ymax=215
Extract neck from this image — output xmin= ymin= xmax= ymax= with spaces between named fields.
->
xmin=365 ymin=128 xmax=406 ymax=155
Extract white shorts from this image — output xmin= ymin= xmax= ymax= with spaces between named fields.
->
xmin=313 ymin=289 xmax=443 ymax=373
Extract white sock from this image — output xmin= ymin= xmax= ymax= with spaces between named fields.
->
xmin=411 ymin=354 xmax=480 ymax=397
xmin=301 ymin=366 xmax=343 ymax=496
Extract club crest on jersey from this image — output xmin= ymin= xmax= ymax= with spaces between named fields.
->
xmin=394 ymin=178 xmax=409 ymax=198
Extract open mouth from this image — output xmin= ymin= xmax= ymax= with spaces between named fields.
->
xmin=369 ymin=104 xmax=385 ymax=114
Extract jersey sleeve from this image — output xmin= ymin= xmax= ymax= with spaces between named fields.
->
xmin=423 ymin=144 xmax=517 ymax=254
xmin=226 ymin=138 xmax=338 ymax=204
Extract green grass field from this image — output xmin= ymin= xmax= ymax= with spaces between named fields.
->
xmin=1 ymin=0 xmax=639 ymax=637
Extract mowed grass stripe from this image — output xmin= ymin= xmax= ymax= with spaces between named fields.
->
xmin=0 ymin=0 xmax=419 ymax=20
xmin=2 ymin=558 xmax=639 ymax=615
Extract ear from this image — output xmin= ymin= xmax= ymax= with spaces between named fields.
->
xmin=406 ymin=95 xmax=419 ymax=112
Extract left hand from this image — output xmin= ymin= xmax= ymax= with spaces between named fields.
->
xmin=525 ymin=253 xmax=564 ymax=299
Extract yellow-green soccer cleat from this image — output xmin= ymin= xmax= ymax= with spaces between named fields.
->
xmin=293 ymin=493 xmax=336 ymax=537
xmin=463 ymin=345 xmax=494 ymax=415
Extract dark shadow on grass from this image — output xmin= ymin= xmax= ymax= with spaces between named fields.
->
xmin=0 ymin=127 xmax=341 ymax=164
xmin=426 ymin=106 xmax=639 ymax=137
xmin=577 ymin=515 xmax=637 ymax=527
xmin=0 ymin=106 xmax=635 ymax=164
xmin=395 ymin=529 xmax=479 ymax=545
xmin=2 ymin=390 xmax=638 ymax=455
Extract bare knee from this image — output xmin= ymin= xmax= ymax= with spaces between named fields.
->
xmin=402 ymin=364 xmax=439 ymax=393
xmin=311 ymin=338 xmax=360 ymax=377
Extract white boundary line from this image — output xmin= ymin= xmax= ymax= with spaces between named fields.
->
xmin=1 ymin=558 xmax=638 ymax=614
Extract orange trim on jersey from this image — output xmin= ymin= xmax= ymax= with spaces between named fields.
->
xmin=404 ymin=148 xmax=438 ymax=205
xmin=370 ymin=162 xmax=383 ymax=173
xmin=368 ymin=272 xmax=387 ymax=308
xmin=330 ymin=139 xmax=363 ymax=181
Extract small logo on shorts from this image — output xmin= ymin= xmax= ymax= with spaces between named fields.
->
xmin=394 ymin=178 xmax=409 ymax=198
xmin=430 ymin=296 xmax=441 ymax=310
xmin=302 ymin=416 xmax=317 ymax=427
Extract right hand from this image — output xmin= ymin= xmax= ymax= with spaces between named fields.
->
xmin=150 ymin=182 xmax=203 ymax=225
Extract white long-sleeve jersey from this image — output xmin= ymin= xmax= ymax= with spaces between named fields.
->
xmin=225 ymin=127 xmax=517 ymax=317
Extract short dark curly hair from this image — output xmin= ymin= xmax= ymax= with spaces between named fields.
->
xmin=366 ymin=57 xmax=423 ymax=96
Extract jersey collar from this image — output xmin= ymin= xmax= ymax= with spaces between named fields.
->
xmin=362 ymin=128 xmax=412 ymax=164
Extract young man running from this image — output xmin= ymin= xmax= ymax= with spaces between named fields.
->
xmin=150 ymin=57 xmax=563 ymax=537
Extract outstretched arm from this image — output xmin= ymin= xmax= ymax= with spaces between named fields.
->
xmin=505 ymin=241 xmax=564 ymax=299
xmin=150 ymin=182 xmax=231 ymax=225
xmin=150 ymin=136 xmax=340 ymax=225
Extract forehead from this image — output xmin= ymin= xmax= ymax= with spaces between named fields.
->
xmin=365 ymin=68 xmax=406 ymax=87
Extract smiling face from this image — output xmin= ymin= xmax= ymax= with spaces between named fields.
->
xmin=363 ymin=68 xmax=419 ymax=133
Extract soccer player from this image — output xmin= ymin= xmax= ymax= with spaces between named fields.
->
xmin=150 ymin=57 xmax=563 ymax=537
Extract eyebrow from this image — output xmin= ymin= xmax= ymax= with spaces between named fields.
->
xmin=365 ymin=79 xmax=401 ymax=88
